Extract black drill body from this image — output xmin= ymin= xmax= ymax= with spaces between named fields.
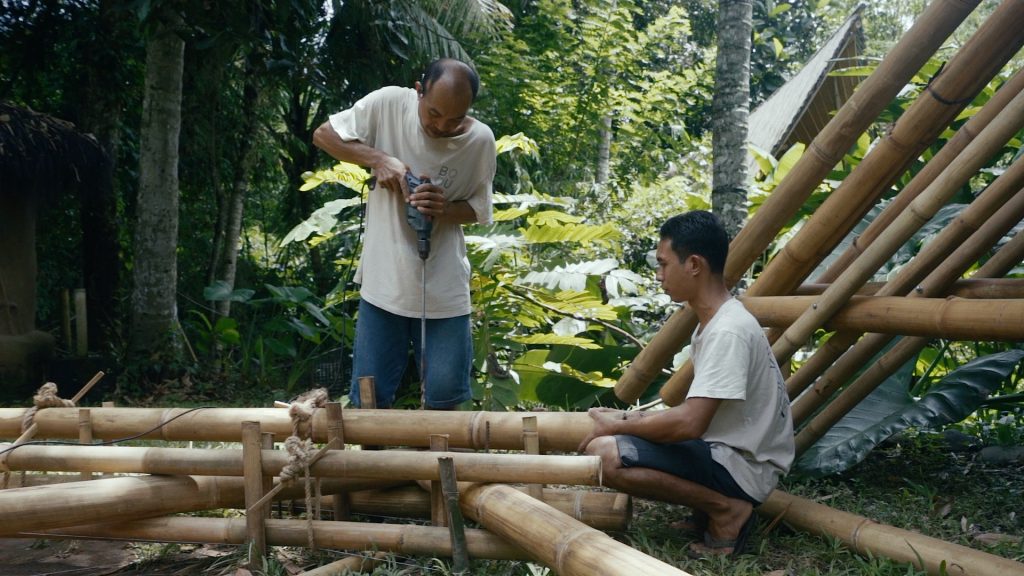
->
xmin=405 ymin=173 xmax=433 ymax=260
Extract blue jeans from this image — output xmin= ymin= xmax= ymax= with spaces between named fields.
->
xmin=350 ymin=299 xmax=473 ymax=409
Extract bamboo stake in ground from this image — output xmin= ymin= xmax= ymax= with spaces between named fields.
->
xmin=429 ymin=434 xmax=449 ymax=527
xmin=522 ymin=416 xmax=543 ymax=500
xmin=242 ymin=421 xmax=268 ymax=568
xmin=614 ymin=0 xmax=982 ymax=404
xmin=324 ymin=402 xmax=349 ymax=521
xmin=438 ymin=457 xmax=468 ymax=573
xmin=78 ymin=408 xmax=93 ymax=482
xmin=759 ymin=490 xmax=1024 ymax=576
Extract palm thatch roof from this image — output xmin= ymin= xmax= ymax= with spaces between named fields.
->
xmin=0 ymin=101 xmax=107 ymax=199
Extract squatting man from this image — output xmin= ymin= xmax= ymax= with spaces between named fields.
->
xmin=577 ymin=210 xmax=795 ymax=557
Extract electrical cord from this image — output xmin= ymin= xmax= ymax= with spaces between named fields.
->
xmin=0 ymin=406 xmax=216 ymax=458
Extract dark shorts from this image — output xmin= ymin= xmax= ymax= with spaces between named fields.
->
xmin=615 ymin=435 xmax=760 ymax=506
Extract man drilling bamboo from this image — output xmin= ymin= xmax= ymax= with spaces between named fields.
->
xmin=313 ymin=58 xmax=495 ymax=409
xmin=577 ymin=211 xmax=794 ymax=557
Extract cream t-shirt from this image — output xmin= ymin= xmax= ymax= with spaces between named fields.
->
xmin=687 ymin=298 xmax=795 ymax=502
xmin=328 ymin=86 xmax=495 ymax=318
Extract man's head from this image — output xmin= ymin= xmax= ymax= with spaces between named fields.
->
xmin=415 ymin=58 xmax=479 ymax=138
xmin=656 ymin=211 xmax=729 ymax=302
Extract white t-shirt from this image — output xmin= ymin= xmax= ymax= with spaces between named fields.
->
xmin=328 ymin=86 xmax=496 ymax=318
xmin=687 ymin=298 xmax=795 ymax=502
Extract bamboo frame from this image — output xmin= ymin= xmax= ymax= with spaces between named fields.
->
xmin=771 ymin=88 xmax=1024 ymax=365
xmin=300 ymin=552 xmax=387 ymax=576
xmin=614 ymin=0 xmax=983 ymax=404
xmin=760 ymin=490 xmax=1024 ymax=576
xmin=460 ymin=483 xmax=692 ymax=576
xmin=27 ymin=516 xmax=528 ymax=561
xmin=740 ymin=295 xmax=1024 ymax=340
xmin=790 ymin=181 xmax=1024 ymax=410
xmin=0 ymin=408 xmax=594 ymax=451
xmin=0 ymin=444 xmax=602 ymax=486
xmin=977 ymin=226 xmax=1024 ymax=277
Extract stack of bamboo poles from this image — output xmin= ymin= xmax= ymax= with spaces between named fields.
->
xmin=2 ymin=407 xmax=1022 ymax=574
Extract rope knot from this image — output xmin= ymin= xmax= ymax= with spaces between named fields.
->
xmin=288 ymin=388 xmax=328 ymax=439
xmin=22 ymin=383 xmax=74 ymax=433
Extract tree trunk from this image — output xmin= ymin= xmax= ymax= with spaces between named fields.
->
xmin=211 ymin=56 xmax=261 ymax=320
xmin=596 ymin=116 xmax=612 ymax=184
xmin=130 ymin=8 xmax=184 ymax=354
xmin=711 ymin=0 xmax=753 ymax=239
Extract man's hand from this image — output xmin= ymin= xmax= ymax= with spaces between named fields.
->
xmin=576 ymin=407 xmax=626 ymax=453
xmin=408 ymin=180 xmax=449 ymax=219
xmin=372 ymin=155 xmax=410 ymax=196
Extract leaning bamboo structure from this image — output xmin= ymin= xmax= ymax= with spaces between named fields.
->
xmin=760 ymin=490 xmax=1024 ymax=576
xmin=0 ymin=408 xmax=592 ymax=451
xmin=977 ymin=226 xmax=1024 ymax=277
xmin=754 ymin=5 xmax=1024 ymax=299
xmin=739 ymin=295 xmax=1024 ymax=340
xmin=789 ymin=178 xmax=1024 ymax=412
xmin=819 ymin=65 xmax=1024 ymax=284
xmin=460 ymin=483 xmax=692 ymax=576
xmin=657 ymin=9 xmax=1024 ymax=406
xmin=770 ymin=87 xmax=1024 ymax=365
xmin=0 ymin=444 xmax=602 ymax=486
xmin=613 ymin=0 xmax=982 ymax=404
xmin=27 ymin=517 xmax=528 ymax=561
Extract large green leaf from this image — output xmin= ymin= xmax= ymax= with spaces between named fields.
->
xmin=795 ymin=349 xmax=1024 ymax=477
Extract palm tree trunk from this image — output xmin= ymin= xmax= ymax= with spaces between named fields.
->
xmin=130 ymin=7 xmax=184 ymax=353
xmin=711 ymin=0 xmax=752 ymax=239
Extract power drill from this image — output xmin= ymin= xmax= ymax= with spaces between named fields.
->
xmin=404 ymin=172 xmax=433 ymax=401
xmin=405 ymin=173 xmax=433 ymax=260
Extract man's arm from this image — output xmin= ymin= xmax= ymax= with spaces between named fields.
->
xmin=577 ymin=398 xmax=721 ymax=452
xmin=312 ymin=121 xmax=408 ymax=195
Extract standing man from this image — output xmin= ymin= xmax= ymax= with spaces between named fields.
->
xmin=313 ymin=58 xmax=495 ymax=409
xmin=577 ymin=211 xmax=794 ymax=557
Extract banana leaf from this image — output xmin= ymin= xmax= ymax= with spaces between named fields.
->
xmin=794 ymin=349 xmax=1024 ymax=477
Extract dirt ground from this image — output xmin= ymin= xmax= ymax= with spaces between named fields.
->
xmin=0 ymin=537 xmax=137 ymax=576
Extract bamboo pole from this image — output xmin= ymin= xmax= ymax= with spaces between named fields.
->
xmin=739 ymin=295 xmax=1024 ymax=340
xmin=819 ymin=66 xmax=1024 ymax=284
xmin=614 ymin=0 xmax=982 ymax=404
xmin=0 ymin=475 xmax=242 ymax=535
xmin=325 ymin=402 xmax=349 ymax=521
xmin=771 ymin=87 xmax=1024 ymax=366
xmin=760 ymin=490 xmax=1024 ymax=576
xmin=29 ymin=516 xmax=528 ymax=561
xmin=332 ymin=485 xmax=632 ymax=531
xmin=0 ymin=408 xmax=594 ymax=451
xmin=438 ymin=456 xmax=469 ymax=573
xmin=460 ymin=483 xmax=693 ymax=576
xmin=786 ymin=167 xmax=1024 ymax=399
xmin=430 ymin=434 xmax=449 ymax=526
xmin=522 ymin=416 xmax=543 ymax=500
xmin=300 ymin=552 xmax=387 ymax=576
xmin=795 ymin=278 xmax=1024 ymax=299
xmin=977 ymin=226 xmax=1024 ymax=277
xmin=0 ymin=444 xmax=602 ymax=485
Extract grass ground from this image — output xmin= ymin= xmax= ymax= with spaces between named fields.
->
xmin=9 ymin=430 xmax=1023 ymax=575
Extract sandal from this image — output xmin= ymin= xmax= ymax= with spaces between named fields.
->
xmin=687 ymin=509 xmax=758 ymax=558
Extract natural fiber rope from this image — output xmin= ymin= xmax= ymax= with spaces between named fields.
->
xmin=282 ymin=388 xmax=329 ymax=551
xmin=22 ymin=382 xmax=75 ymax=433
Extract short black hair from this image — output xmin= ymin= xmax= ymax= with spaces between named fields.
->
xmin=659 ymin=211 xmax=729 ymax=275
xmin=420 ymin=58 xmax=480 ymax=101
